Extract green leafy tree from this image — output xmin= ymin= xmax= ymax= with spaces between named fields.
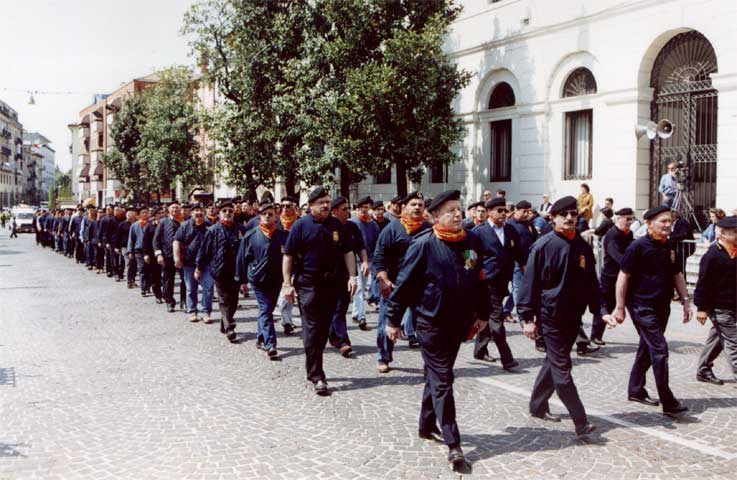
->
xmin=137 ymin=66 xmax=209 ymax=200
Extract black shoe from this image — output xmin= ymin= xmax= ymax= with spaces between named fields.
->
xmin=628 ymin=395 xmax=660 ymax=407
xmin=474 ymin=354 xmax=496 ymax=363
xmin=267 ymin=348 xmax=278 ymax=359
xmin=314 ymin=380 xmax=329 ymax=396
xmin=696 ymin=373 xmax=724 ymax=385
xmin=591 ymin=338 xmax=606 ymax=346
xmin=255 ymin=340 xmax=263 ymax=350
xmin=351 ymin=316 xmax=359 ymax=324
xmin=167 ymin=304 xmax=176 ymax=313
xmin=283 ymin=323 xmax=294 ymax=335
xmin=531 ymin=411 xmax=562 ymax=423
xmin=575 ymin=423 xmax=596 ymax=437
xmin=226 ymin=331 xmax=237 ymax=343
xmin=503 ymin=360 xmax=520 ymax=371
xmin=418 ymin=429 xmax=444 ymax=443
xmin=358 ymin=319 xmax=368 ymax=331
xmin=663 ymin=404 xmax=689 ymax=417
xmin=447 ymin=446 xmax=465 ymax=466
xmin=408 ymin=336 xmax=420 ymax=349
xmin=107 ymin=273 xmax=114 ymax=278
xmin=577 ymin=343 xmax=600 ymax=356
xmin=140 ymin=291 xmax=147 ymax=297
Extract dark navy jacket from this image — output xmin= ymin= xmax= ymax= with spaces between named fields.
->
xmin=373 ymin=219 xmax=432 ymax=282
xmin=517 ymin=231 xmax=607 ymax=326
xmin=620 ymin=234 xmax=681 ymax=307
xmin=600 ymin=225 xmax=633 ymax=284
xmin=153 ymin=217 xmax=181 ymax=259
xmin=69 ymin=214 xmax=83 ymax=238
xmin=284 ymin=215 xmax=353 ymax=280
xmin=99 ymin=215 xmax=117 ymax=245
xmin=196 ymin=222 xmax=243 ymax=280
xmin=82 ymin=217 xmax=99 ymax=243
xmin=143 ymin=221 xmax=158 ymax=258
xmin=174 ymin=218 xmax=209 ymax=267
xmin=375 ymin=217 xmax=391 ymax=233
xmin=58 ymin=215 xmax=70 ymax=235
xmin=235 ymin=227 xmax=288 ymax=288
xmin=506 ymin=217 xmax=538 ymax=264
xmin=115 ymin=221 xmax=133 ymax=249
xmin=385 ymin=229 xmax=490 ymax=327
xmin=350 ymin=217 xmax=380 ymax=262
xmin=472 ymin=221 xmax=524 ymax=289
xmin=694 ymin=242 xmax=736 ymax=313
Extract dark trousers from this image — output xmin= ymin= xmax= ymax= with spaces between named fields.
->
xmin=474 ymin=283 xmax=515 ymax=366
xmin=85 ymin=241 xmax=95 ymax=266
xmin=296 ymin=275 xmax=339 ymax=383
xmin=254 ymin=284 xmax=280 ymax=350
xmin=591 ymin=278 xmax=616 ymax=340
xmin=65 ymin=234 xmax=75 ymax=256
xmin=627 ymin=303 xmax=677 ymax=409
xmin=179 ymin=269 xmax=186 ymax=307
xmin=529 ymin=322 xmax=588 ymax=428
xmin=416 ymin=313 xmax=467 ymax=447
xmin=215 ymin=277 xmax=240 ymax=335
xmin=161 ymin=257 xmax=177 ymax=307
xmin=329 ymin=287 xmax=352 ymax=347
xmin=95 ymin=244 xmax=105 ymax=270
xmin=75 ymin=239 xmax=85 ymax=263
xmin=150 ymin=261 xmax=162 ymax=299
xmin=105 ymin=245 xmax=115 ymax=274
xmin=135 ymin=253 xmax=150 ymax=293
xmin=125 ymin=251 xmax=137 ymax=284
xmin=115 ymin=250 xmax=126 ymax=279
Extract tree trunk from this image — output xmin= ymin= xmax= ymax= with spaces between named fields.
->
xmin=395 ymin=161 xmax=408 ymax=197
xmin=285 ymin=168 xmax=296 ymax=197
xmin=340 ymin=165 xmax=351 ymax=198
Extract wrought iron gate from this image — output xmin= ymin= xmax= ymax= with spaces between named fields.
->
xmin=649 ymin=31 xmax=718 ymax=230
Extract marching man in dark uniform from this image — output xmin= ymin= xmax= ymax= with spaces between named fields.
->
xmin=128 ymin=206 xmax=150 ymax=297
xmin=69 ymin=207 xmax=85 ymax=263
xmin=371 ymin=200 xmax=391 ymax=232
xmin=373 ymin=191 xmax=431 ymax=373
xmin=473 ymin=197 xmax=524 ymax=369
xmin=517 ymin=196 xmax=610 ymax=437
xmin=277 ymin=196 xmax=299 ymax=335
xmin=282 ymin=187 xmax=359 ymax=395
xmin=350 ymin=195 xmax=379 ymax=328
xmin=236 ymin=200 xmax=288 ymax=359
xmin=174 ymin=203 xmax=212 ymax=323
xmin=143 ymin=207 xmax=164 ymax=303
xmin=385 ymin=190 xmax=489 ymax=467
xmin=196 ymin=200 xmax=244 ymax=342
xmin=82 ymin=206 xmax=99 ymax=270
xmin=694 ymin=216 xmax=737 ymax=384
xmin=115 ymin=207 xmax=138 ymax=287
xmin=154 ymin=201 xmax=184 ymax=313
xmin=612 ymin=205 xmax=690 ymax=417
xmin=590 ymin=207 xmax=634 ymax=345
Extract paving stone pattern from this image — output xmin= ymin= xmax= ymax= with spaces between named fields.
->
xmin=1 ymin=230 xmax=736 ymax=479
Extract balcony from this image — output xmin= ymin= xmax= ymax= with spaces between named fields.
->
xmin=1 ymin=146 xmax=11 ymax=156
xmin=0 ymin=129 xmax=11 ymax=140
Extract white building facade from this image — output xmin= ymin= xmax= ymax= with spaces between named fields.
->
xmin=356 ymin=0 xmax=737 ymax=225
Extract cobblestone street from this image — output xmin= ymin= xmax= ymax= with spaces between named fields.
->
xmin=2 ymin=230 xmax=736 ymax=479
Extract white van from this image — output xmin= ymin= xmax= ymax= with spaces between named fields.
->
xmin=12 ymin=207 xmax=36 ymax=233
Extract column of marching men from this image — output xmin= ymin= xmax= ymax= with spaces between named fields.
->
xmin=30 ymin=188 xmax=736 ymax=469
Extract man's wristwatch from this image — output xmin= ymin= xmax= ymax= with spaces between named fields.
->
xmin=681 ymin=296 xmax=690 ymax=304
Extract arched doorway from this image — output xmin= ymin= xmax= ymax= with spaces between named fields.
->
xmin=649 ymin=31 xmax=718 ymax=229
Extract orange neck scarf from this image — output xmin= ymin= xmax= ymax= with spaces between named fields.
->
xmin=195 ymin=217 xmax=205 ymax=226
xmin=556 ymin=228 xmax=575 ymax=240
xmin=173 ymin=214 xmax=184 ymax=224
xmin=473 ymin=217 xmax=485 ymax=225
xmin=259 ymin=222 xmax=276 ymax=240
xmin=280 ymin=213 xmax=297 ymax=231
xmin=433 ymin=224 xmax=467 ymax=243
xmin=220 ymin=219 xmax=233 ymax=227
xmin=648 ymin=229 xmax=667 ymax=244
xmin=719 ymin=240 xmax=737 ymax=259
xmin=139 ymin=219 xmax=148 ymax=228
xmin=358 ymin=212 xmax=372 ymax=223
xmin=620 ymin=226 xmax=631 ymax=235
xmin=400 ymin=213 xmax=423 ymax=235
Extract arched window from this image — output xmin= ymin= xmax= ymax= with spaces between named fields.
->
xmin=488 ymin=82 xmax=516 ymax=109
xmin=563 ymin=68 xmax=597 ymax=97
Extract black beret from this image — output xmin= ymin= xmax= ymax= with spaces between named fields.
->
xmin=550 ymin=196 xmax=578 ymax=215
xmin=330 ymin=196 xmax=348 ymax=210
xmin=427 ymin=190 xmax=461 ymax=213
xmin=485 ymin=198 xmax=506 ymax=209
xmin=516 ymin=200 xmax=532 ymax=210
xmin=717 ymin=215 xmax=737 ymax=229
xmin=615 ymin=207 xmax=633 ymax=216
xmin=218 ymin=200 xmax=234 ymax=210
xmin=181 ymin=203 xmax=192 ymax=209
xmin=468 ymin=201 xmax=484 ymax=210
xmin=280 ymin=196 xmax=298 ymax=204
xmin=190 ymin=202 xmax=203 ymax=210
xmin=258 ymin=201 xmax=275 ymax=213
xmin=356 ymin=196 xmax=373 ymax=207
xmin=400 ymin=191 xmax=424 ymax=206
xmin=390 ymin=195 xmax=403 ymax=204
xmin=371 ymin=200 xmax=384 ymax=209
xmin=169 ymin=199 xmax=181 ymax=206
xmin=126 ymin=205 xmax=138 ymax=212
xmin=86 ymin=205 xmax=96 ymax=210
xmin=139 ymin=205 xmax=150 ymax=211
xmin=231 ymin=195 xmax=242 ymax=203
xmin=308 ymin=186 xmax=329 ymax=204
xmin=643 ymin=205 xmax=671 ymax=220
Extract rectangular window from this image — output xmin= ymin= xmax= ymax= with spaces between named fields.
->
xmin=564 ymin=109 xmax=592 ymax=180
xmin=490 ymin=119 xmax=512 ymax=181
xmin=430 ymin=164 xmax=446 ymax=184
xmin=374 ymin=166 xmax=391 ymax=184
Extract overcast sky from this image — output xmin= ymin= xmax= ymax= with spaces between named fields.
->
xmin=1 ymin=0 xmax=197 ymax=172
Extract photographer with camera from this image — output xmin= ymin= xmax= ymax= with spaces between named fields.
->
xmin=658 ymin=162 xmax=679 ymax=208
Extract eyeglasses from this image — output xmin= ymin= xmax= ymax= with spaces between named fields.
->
xmin=338 ymin=206 xmax=349 ymax=212
xmin=495 ymin=208 xmax=508 ymax=214
xmin=558 ymin=210 xmax=579 ymax=217
xmin=220 ymin=209 xmax=234 ymax=214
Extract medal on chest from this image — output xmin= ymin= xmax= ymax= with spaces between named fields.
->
xmin=579 ymin=255 xmax=586 ymax=269
xmin=464 ymin=249 xmax=478 ymax=270
xmin=510 ymin=239 xmax=515 ymax=248
xmin=670 ymin=250 xmax=676 ymax=264
xmin=332 ymin=231 xmax=340 ymax=243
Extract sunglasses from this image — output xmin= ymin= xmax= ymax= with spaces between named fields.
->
xmin=220 ymin=209 xmax=234 ymax=214
xmin=558 ymin=210 xmax=579 ymax=217
xmin=495 ymin=208 xmax=508 ymax=214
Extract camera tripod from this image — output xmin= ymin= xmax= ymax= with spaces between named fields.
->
xmin=671 ymin=183 xmax=702 ymax=231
